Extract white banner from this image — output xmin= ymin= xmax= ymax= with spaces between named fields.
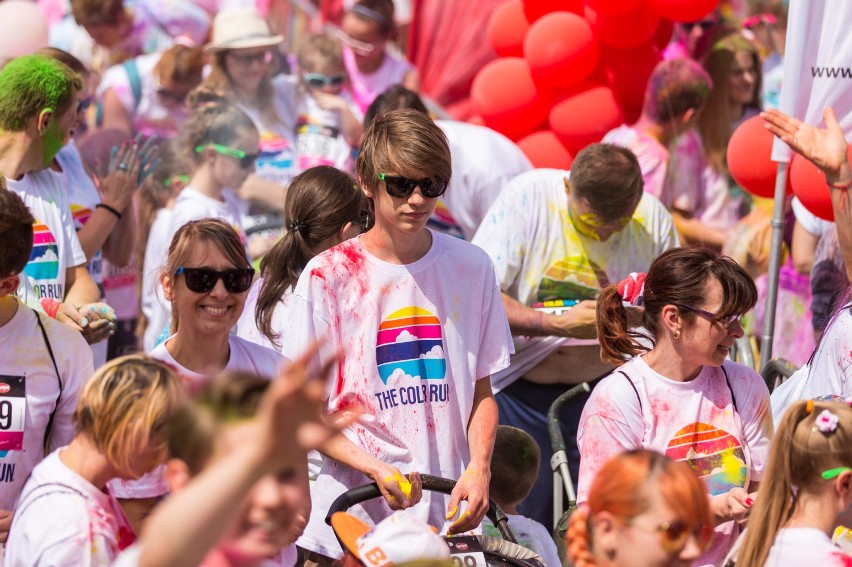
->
xmin=771 ymin=0 xmax=852 ymax=162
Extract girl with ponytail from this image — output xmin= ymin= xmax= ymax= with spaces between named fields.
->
xmin=728 ymin=399 xmax=852 ymax=566
xmin=567 ymin=449 xmax=712 ymax=567
xmin=141 ymin=94 xmax=259 ymax=350
xmin=578 ymin=247 xmax=771 ymax=566
xmin=236 ymin=165 xmax=369 ymax=349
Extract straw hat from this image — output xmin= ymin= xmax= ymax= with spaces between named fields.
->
xmin=205 ymin=7 xmax=284 ymax=52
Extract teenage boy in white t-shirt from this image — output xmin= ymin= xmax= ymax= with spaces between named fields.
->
xmin=283 ymin=109 xmax=513 ymax=562
xmin=0 ymin=54 xmax=114 ymax=346
xmin=0 ymin=187 xmax=94 ymax=543
xmin=471 ymin=144 xmax=679 ymax=528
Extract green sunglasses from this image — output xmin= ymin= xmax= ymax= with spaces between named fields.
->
xmin=195 ymin=144 xmax=259 ymax=169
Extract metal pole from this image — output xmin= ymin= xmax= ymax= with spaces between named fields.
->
xmin=759 ymin=161 xmax=790 ymax=372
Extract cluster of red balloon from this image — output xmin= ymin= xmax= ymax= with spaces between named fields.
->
xmin=727 ymin=115 xmax=849 ymax=221
xmin=476 ymin=0 xmax=719 ymax=169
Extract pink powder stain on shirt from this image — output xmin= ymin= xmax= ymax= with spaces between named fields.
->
xmin=650 ymin=398 xmax=671 ymax=417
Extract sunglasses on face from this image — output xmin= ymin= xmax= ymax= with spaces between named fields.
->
xmin=378 ymin=173 xmax=448 ymax=199
xmin=682 ymin=19 xmax=717 ymax=32
xmin=227 ymin=50 xmax=274 ymax=66
xmin=303 ymin=72 xmax=346 ymax=89
xmin=195 ymin=143 xmax=259 ymax=169
xmin=76 ymin=95 xmax=95 ymax=114
xmin=676 ymin=304 xmax=743 ymax=328
xmin=629 ymin=519 xmax=714 ymax=554
xmin=174 ymin=267 xmax=255 ymax=294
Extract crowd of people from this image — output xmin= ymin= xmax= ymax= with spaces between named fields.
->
xmin=0 ymin=0 xmax=851 ymax=566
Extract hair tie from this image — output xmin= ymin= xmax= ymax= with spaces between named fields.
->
xmin=617 ymin=272 xmax=646 ymax=307
xmin=814 ymin=409 xmax=840 ymax=434
xmin=288 ymin=219 xmax=306 ymax=234
xmin=805 ymin=399 xmax=815 ymax=415
xmin=350 ymin=4 xmax=393 ymax=30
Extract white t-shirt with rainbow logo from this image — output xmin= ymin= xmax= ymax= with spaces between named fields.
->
xmin=284 ymin=232 xmax=513 ymax=557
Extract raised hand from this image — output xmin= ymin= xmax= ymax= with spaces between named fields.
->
xmin=762 ymin=107 xmax=850 ymax=179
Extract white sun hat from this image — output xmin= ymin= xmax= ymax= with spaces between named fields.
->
xmin=205 ymin=7 xmax=284 ymax=52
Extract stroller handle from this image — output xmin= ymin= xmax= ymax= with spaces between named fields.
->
xmin=324 ymin=473 xmax=518 ymax=544
xmin=546 ymin=382 xmax=591 ymax=453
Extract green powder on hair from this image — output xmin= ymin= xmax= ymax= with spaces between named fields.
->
xmin=0 ymin=55 xmax=79 ymax=132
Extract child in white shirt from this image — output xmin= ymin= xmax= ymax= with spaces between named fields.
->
xmin=482 ymin=426 xmax=561 ymax=567
xmin=295 ymin=32 xmax=364 ymax=173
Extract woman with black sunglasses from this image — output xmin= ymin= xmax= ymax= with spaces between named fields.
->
xmin=577 ymin=247 xmax=772 ymax=567
xmin=281 ymin=109 xmax=513 ymax=563
xmin=141 ymin=96 xmax=260 ymax=350
xmin=116 ymin=219 xmax=285 ymax=533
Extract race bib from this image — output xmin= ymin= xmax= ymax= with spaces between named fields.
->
xmin=446 ymin=535 xmax=487 ymax=567
xmin=0 ymin=376 xmax=26 ymax=451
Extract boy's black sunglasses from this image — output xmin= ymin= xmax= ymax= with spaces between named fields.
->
xmin=174 ymin=267 xmax=255 ymax=293
xmin=378 ymin=173 xmax=448 ymax=199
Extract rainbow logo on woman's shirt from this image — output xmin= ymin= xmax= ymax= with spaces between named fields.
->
xmin=376 ymin=307 xmax=446 ymax=384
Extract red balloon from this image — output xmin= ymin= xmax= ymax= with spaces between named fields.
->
xmin=584 ymin=0 xmax=641 ymax=17
xmin=601 ymin=42 xmax=661 ymax=110
xmin=727 ymin=115 xmax=791 ymax=199
xmin=517 ymin=130 xmax=575 ymax=169
xmin=471 ymin=57 xmax=552 ymax=139
xmin=654 ymin=18 xmax=675 ymax=51
xmin=523 ymin=0 xmax=583 ymax=22
xmin=790 ymin=144 xmax=852 ymax=222
xmin=549 ymin=83 xmax=625 ymax=153
xmin=647 ymin=0 xmax=719 ymax=23
xmin=524 ymin=12 xmax=599 ymax=90
xmin=585 ymin=5 xmax=660 ymax=50
xmin=487 ymin=0 xmax=529 ymax=58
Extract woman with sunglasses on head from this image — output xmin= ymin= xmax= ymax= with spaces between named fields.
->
xmin=726 ymin=399 xmax=852 ymax=567
xmin=98 ymin=43 xmax=205 ymax=139
xmin=282 ymin=109 xmax=513 ymax=563
xmin=141 ymin=96 xmax=259 ymax=350
xmin=568 ymin=449 xmax=714 ymax=567
xmin=577 ymin=247 xmax=772 ymax=567
xmin=236 ymin=165 xmax=368 ymax=350
xmin=338 ymin=0 xmax=419 ymax=114
xmin=199 ymin=6 xmax=300 ymax=211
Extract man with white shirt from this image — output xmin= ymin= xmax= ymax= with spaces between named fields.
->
xmin=472 ymin=143 xmax=679 ymax=526
xmin=0 ymin=54 xmax=112 ymax=345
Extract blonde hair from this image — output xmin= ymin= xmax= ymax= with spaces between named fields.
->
xmin=74 ymin=355 xmax=184 ymax=478
xmin=163 ymin=219 xmax=252 ymax=335
xmin=356 ymin=108 xmax=451 ymax=194
xmin=735 ymin=400 xmax=852 ymax=567
xmin=297 ymin=32 xmax=344 ymax=73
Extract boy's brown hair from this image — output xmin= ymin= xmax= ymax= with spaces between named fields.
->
xmin=490 ymin=425 xmax=541 ymax=506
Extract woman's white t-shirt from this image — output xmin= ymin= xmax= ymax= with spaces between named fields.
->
xmin=5 ymin=450 xmax=136 ymax=566
xmin=765 ymin=528 xmax=852 ymax=567
xmin=577 ymin=357 xmax=772 ymax=567
xmin=283 ymin=232 xmax=513 ymax=556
